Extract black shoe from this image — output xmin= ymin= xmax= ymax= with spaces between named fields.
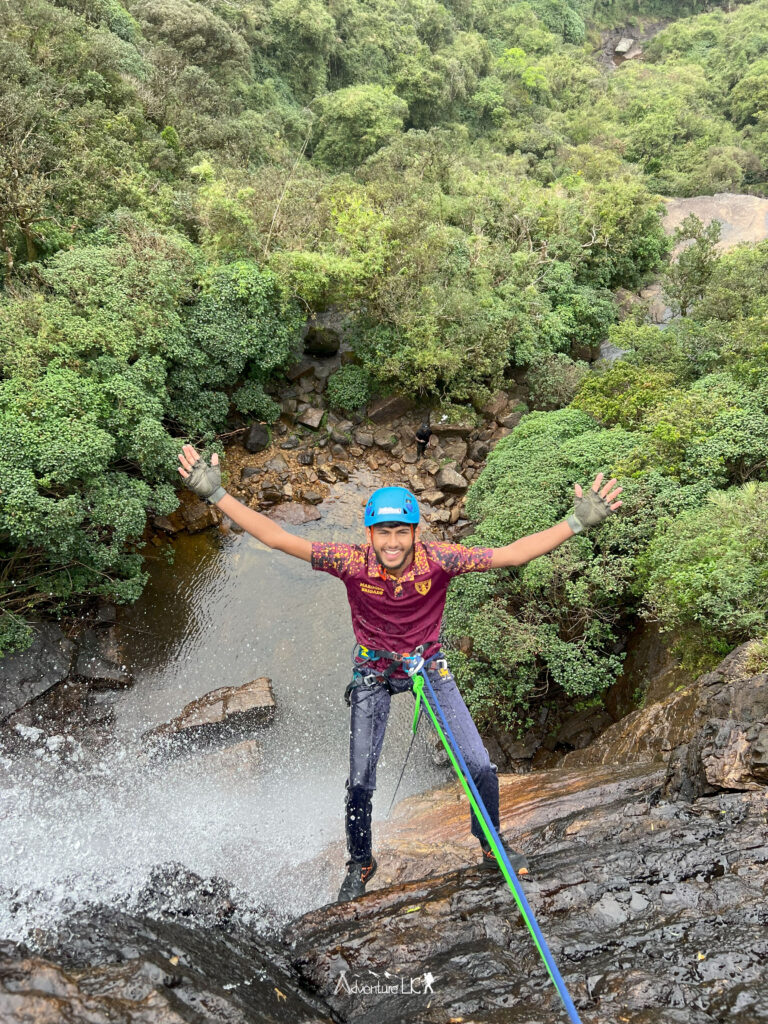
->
xmin=337 ymin=856 xmax=378 ymax=903
xmin=480 ymin=837 xmax=529 ymax=876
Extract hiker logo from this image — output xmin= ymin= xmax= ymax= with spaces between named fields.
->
xmin=334 ymin=968 xmax=437 ymax=997
xmin=415 ymin=579 xmax=432 ymax=595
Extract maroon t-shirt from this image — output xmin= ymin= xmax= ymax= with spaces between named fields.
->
xmin=310 ymin=540 xmax=493 ymax=659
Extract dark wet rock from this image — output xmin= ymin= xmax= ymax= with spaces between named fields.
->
xmin=304 ymin=325 xmax=340 ymax=357
xmin=95 ymin=600 xmax=117 ymax=626
xmin=149 ymin=676 xmax=275 ymax=746
xmin=297 ymin=407 xmax=324 ymax=430
xmin=0 ymin=866 xmax=333 ymax=1024
xmin=74 ymin=627 xmax=132 ymax=690
xmin=243 ymin=422 xmax=270 ymax=452
xmin=366 ymin=395 xmax=415 ymax=423
xmin=281 ymin=435 xmax=301 ymax=450
xmin=260 ymin=484 xmax=284 ymax=503
xmin=552 ymin=706 xmax=614 ymax=752
xmin=152 ymin=513 xmax=182 ymax=534
xmin=435 ymin=466 xmax=468 ymax=492
xmin=180 ymin=496 xmax=218 ymax=533
xmin=0 ymin=622 xmax=74 ymax=723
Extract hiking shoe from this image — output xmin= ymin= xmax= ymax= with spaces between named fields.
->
xmin=337 ymin=856 xmax=378 ymax=903
xmin=480 ymin=838 xmax=529 ymax=876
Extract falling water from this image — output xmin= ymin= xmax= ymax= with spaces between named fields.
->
xmin=0 ymin=470 xmax=447 ymax=944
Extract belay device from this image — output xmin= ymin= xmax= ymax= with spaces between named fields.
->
xmin=401 ymin=652 xmax=583 ymax=1024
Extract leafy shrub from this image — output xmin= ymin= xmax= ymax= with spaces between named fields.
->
xmin=325 ymin=364 xmax=373 ymax=413
xmin=527 ymin=352 xmax=589 ymax=410
xmin=639 ymin=482 xmax=768 ymax=674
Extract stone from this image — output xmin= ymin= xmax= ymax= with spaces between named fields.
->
xmin=333 ymin=464 xmax=350 ymax=481
xmin=180 ymin=497 xmax=218 ymax=533
xmin=243 ymin=423 xmax=270 ymax=452
xmin=421 ymin=489 xmax=446 ymax=505
xmin=267 ymin=503 xmax=322 ymax=525
xmin=280 ymin=436 xmax=300 ymax=450
xmin=303 ymin=325 xmax=340 ymax=357
xmin=260 ymin=484 xmax=283 ymax=503
xmin=366 ymin=395 xmax=415 ymax=423
xmin=150 ymin=676 xmax=276 ymax=745
xmin=436 ymin=466 xmax=469 ymax=492
xmin=297 ymin=407 xmax=324 ymax=430
xmin=0 ymin=622 xmax=74 ymax=722
xmin=264 ymin=455 xmax=289 ymax=473
xmin=469 ymin=440 xmax=491 ymax=462
xmin=152 ymin=514 xmax=181 ymax=534
xmin=428 ymin=508 xmax=451 ymax=524
xmin=614 ymin=36 xmax=635 ymax=54
xmin=354 ymin=429 xmax=374 ymax=447
xmin=284 ymin=358 xmax=315 ymax=381
xmin=282 ymin=482 xmax=294 ymax=499
xmin=431 ymin=418 xmax=473 ymax=438
xmin=241 ymin=466 xmax=262 ymax=481
xmin=317 ymin=466 xmax=336 ymax=484
xmin=330 ymin=444 xmax=347 ymax=458
xmin=74 ymin=628 xmax=132 ymax=690
xmin=480 ymin=390 xmax=509 ymax=420
xmin=498 ymin=410 xmax=523 ymax=430
xmin=441 ymin=438 xmax=468 ymax=463
xmin=373 ymin=427 xmax=398 ymax=451
xmin=302 ymin=490 xmax=323 ymax=505
xmin=297 ymin=451 xmax=314 ymax=466
xmin=421 ymin=458 xmax=439 ymax=476
xmin=281 ymin=397 xmax=298 ymax=418
xmin=95 ymin=600 xmax=117 ymax=625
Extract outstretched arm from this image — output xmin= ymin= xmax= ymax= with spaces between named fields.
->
xmin=490 ymin=472 xmax=622 ymax=569
xmin=177 ymin=444 xmax=312 ymax=562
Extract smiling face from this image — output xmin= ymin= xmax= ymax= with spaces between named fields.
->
xmin=368 ymin=522 xmax=420 ymax=576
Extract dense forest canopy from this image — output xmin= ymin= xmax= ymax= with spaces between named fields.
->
xmin=1 ymin=0 xmax=767 ymax=726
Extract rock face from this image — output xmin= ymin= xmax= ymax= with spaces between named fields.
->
xmin=562 ymin=641 xmax=768 ymax=801
xmin=0 ymin=623 xmax=74 ymax=722
xmin=150 ymin=676 xmax=276 ymax=746
xmin=73 ymin=627 xmax=132 ymax=689
xmin=2 ymin=644 xmax=767 ymax=1023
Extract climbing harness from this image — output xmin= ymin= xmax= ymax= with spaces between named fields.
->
xmin=403 ymin=652 xmax=584 ymax=1024
xmin=344 ymin=642 xmax=442 ymax=707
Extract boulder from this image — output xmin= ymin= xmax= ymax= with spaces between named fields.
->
xmin=614 ymin=36 xmax=635 ymax=54
xmin=149 ymin=676 xmax=275 ymax=746
xmin=297 ymin=407 xmax=324 ymax=430
xmin=243 ymin=423 xmax=270 ymax=452
xmin=436 ymin=466 xmax=469 ymax=492
xmin=373 ymin=427 xmax=397 ymax=451
xmin=354 ymin=429 xmax=374 ymax=447
xmin=180 ymin=496 xmax=218 ymax=533
xmin=366 ymin=395 xmax=415 ymax=424
xmin=431 ymin=418 xmax=473 ymax=438
xmin=498 ymin=409 xmax=524 ymax=430
xmin=268 ymin=503 xmax=322 ymax=525
xmin=264 ymin=455 xmax=289 ymax=474
xmin=469 ymin=440 xmax=491 ymax=462
xmin=284 ymin=358 xmax=315 ymax=381
xmin=480 ymin=390 xmax=509 ymax=421
xmin=0 ymin=622 xmax=74 ymax=722
xmin=303 ymin=326 xmax=340 ymax=357
xmin=441 ymin=437 xmax=468 ymax=464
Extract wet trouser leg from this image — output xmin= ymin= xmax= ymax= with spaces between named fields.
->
xmin=346 ymin=680 xmax=392 ymax=862
xmin=419 ymin=661 xmax=499 ymax=843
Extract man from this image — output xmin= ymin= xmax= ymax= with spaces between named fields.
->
xmin=415 ymin=421 xmax=432 ymax=460
xmin=177 ymin=444 xmax=622 ymax=902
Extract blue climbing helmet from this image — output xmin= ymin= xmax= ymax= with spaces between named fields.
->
xmin=364 ymin=486 xmax=420 ymax=527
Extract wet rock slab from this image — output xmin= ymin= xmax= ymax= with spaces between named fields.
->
xmin=149 ymin=676 xmax=276 ymax=746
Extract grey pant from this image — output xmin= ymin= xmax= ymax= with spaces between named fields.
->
xmin=344 ymin=659 xmax=499 ymax=862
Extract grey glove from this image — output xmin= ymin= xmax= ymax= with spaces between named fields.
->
xmin=183 ymin=455 xmax=227 ymax=505
xmin=567 ymin=488 xmax=613 ymax=534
